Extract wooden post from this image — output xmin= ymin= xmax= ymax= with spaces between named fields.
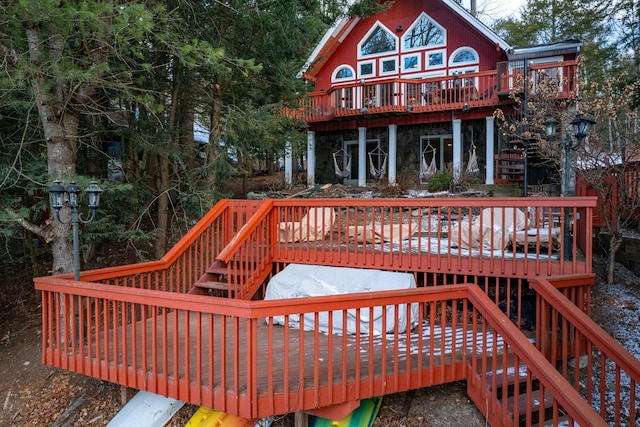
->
xmin=120 ymin=386 xmax=135 ymax=406
xmin=294 ymin=411 xmax=308 ymax=427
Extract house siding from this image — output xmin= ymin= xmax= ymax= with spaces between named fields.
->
xmin=313 ymin=0 xmax=507 ymax=93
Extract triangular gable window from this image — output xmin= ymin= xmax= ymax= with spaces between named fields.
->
xmin=360 ymin=24 xmax=396 ymax=57
xmin=403 ymin=13 xmax=445 ymax=50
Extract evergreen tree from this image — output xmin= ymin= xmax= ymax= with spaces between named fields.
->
xmin=492 ymin=0 xmax=615 ymax=84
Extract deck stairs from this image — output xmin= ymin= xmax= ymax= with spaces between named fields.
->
xmin=473 ymin=351 xmax=574 ymax=427
xmin=192 ymin=259 xmax=236 ymax=297
xmin=494 ymin=142 xmax=526 ymax=185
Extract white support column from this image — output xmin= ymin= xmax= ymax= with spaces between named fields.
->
xmin=452 ymin=118 xmax=462 ymax=182
xmin=388 ymin=124 xmax=397 ymax=186
xmin=307 ymin=131 xmax=315 ymax=187
xmin=358 ymin=127 xmax=367 ymax=187
xmin=284 ymin=138 xmax=293 ymax=188
xmin=485 ymin=116 xmax=495 ymax=185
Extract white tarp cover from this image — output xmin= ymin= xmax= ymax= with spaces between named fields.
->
xmin=449 ymin=207 xmax=527 ymax=250
xmin=264 ymin=264 xmax=419 ymax=335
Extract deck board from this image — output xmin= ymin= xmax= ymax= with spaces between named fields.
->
xmin=82 ymin=311 xmax=503 ymax=397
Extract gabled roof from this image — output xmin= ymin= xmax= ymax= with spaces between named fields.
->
xmin=298 ymin=0 xmax=512 ymax=78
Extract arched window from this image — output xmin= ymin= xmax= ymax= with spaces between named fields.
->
xmin=403 ymin=13 xmax=445 ymax=50
xmin=450 ymin=47 xmax=478 ymax=65
xmin=333 ymin=65 xmax=355 ymax=82
xmin=359 ymin=23 xmax=396 ymax=57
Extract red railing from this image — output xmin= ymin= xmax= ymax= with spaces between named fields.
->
xmin=577 ymin=161 xmax=640 ymax=230
xmin=497 ymin=60 xmax=578 ymax=99
xmin=36 ymin=278 xmax=610 ymax=425
xmin=33 ymin=196 xmax=640 ymax=425
xmin=531 ymin=275 xmax=640 ymax=426
xmin=65 ymin=200 xmax=263 ymax=293
xmin=271 ymin=197 xmax=595 ymax=278
xmin=465 ymin=284 xmax=606 ymax=427
xmin=284 ymin=60 xmax=578 ymax=123
xmin=216 ymin=200 xmax=275 ymax=299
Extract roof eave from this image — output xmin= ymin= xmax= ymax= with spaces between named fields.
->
xmin=507 ymin=41 xmax=583 ymax=61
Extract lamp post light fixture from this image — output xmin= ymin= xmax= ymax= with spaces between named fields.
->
xmin=49 ymin=179 xmax=102 ymax=281
xmin=544 ymin=114 xmax=596 ymax=197
xmin=544 ymin=114 xmax=596 ymax=259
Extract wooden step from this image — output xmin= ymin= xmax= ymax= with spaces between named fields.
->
xmin=484 ymin=363 xmax=530 ymax=389
xmin=532 ymin=414 xmax=573 ymax=427
xmin=207 ymin=265 xmax=230 ymax=275
xmin=194 ymin=281 xmax=228 ymax=291
xmin=505 ymin=389 xmax=555 ymax=418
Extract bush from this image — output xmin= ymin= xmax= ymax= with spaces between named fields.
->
xmin=427 ymin=172 xmax=454 ymax=192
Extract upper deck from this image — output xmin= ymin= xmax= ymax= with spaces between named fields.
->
xmin=285 ymin=60 xmax=578 ymax=127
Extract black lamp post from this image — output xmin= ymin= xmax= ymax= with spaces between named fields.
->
xmin=49 ymin=180 xmax=102 ymax=281
xmin=544 ymin=114 xmax=596 ymax=258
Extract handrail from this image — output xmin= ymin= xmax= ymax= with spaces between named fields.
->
xmin=530 ymin=276 xmax=640 ymax=425
xmin=272 ymin=197 xmax=596 ymax=279
xmin=467 ymin=285 xmax=606 ymax=427
xmin=218 ymin=199 xmax=274 ymax=262
xmin=76 ymin=200 xmax=231 ymax=282
xmin=214 ymin=199 xmax=274 ymax=299
xmin=35 ymin=276 xmax=610 ymax=424
xmin=534 ymin=276 xmax=640 ymax=377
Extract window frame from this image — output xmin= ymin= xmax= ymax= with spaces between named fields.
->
xmin=331 ymin=64 xmax=356 ymax=83
xmin=425 ymin=49 xmax=446 ymax=70
xmin=379 ymin=57 xmax=398 ymax=76
xmin=357 ymin=21 xmax=399 ymax=60
xmin=358 ymin=60 xmax=376 ymax=79
xmin=401 ymin=53 xmax=421 ymax=73
xmin=448 ymin=47 xmax=479 ymax=67
xmin=402 ymin=12 xmax=446 ymax=53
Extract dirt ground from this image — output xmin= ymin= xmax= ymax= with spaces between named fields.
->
xmin=0 ymin=174 xmax=638 ymax=426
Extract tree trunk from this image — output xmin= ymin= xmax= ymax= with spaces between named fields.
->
xmin=154 ymin=83 xmax=180 ymax=259
xmin=607 ymin=233 xmax=623 ymax=284
xmin=26 ymin=22 xmax=79 ymax=276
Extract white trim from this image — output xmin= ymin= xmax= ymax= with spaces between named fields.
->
xmin=401 ymin=53 xmax=421 ymax=73
xmin=379 ymin=57 xmax=398 ymax=75
xmin=426 ymin=48 xmax=447 ymax=69
xmin=402 ymin=12 xmax=447 ymax=53
xmin=449 ymin=46 xmax=479 ymax=66
xmin=357 ymin=21 xmax=399 ymax=60
xmin=440 ymin=0 xmax=511 ymax=51
xmin=358 ymin=60 xmax=376 ymax=78
xmin=298 ymin=0 xmax=511 ymax=77
xmin=331 ymin=64 xmax=356 ymax=83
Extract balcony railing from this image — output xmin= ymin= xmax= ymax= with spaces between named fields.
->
xmin=281 ymin=60 xmax=578 ymax=123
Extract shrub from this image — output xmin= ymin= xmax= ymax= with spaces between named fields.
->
xmin=427 ymin=172 xmax=454 ymax=192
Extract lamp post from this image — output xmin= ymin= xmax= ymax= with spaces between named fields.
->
xmin=49 ymin=180 xmax=102 ymax=281
xmin=544 ymin=114 xmax=596 ymax=258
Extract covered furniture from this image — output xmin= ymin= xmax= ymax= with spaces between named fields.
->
xmin=279 ymin=207 xmax=335 ymax=243
xmin=264 ymin=264 xmax=419 ymax=335
xmin=449 ymin=208 xmax=527 ymax=250
xmin=346 ymin=222 xmax=416 ymax=244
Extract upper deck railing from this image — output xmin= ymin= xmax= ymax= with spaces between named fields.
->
xmin=271 ymin=197 xmax=594 ymax=281
xmin=282 ymin=60 xmax=578 ymax=123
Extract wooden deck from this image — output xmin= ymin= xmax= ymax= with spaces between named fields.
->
xmin=74 ymin=309 xmax=497 ymax=397
xmin=35 ymin=198 xmax=640 ymax=426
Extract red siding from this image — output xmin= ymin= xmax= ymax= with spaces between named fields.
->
xmin=314 ymin=0 xmax=507 ymax=92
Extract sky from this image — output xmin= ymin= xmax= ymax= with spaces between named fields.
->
xmin=461 ymin=0 xmax=527 ymax=22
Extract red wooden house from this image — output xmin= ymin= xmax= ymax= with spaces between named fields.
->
xmin=34 ymin=2 xmax=640 ymax=426
xmin=288 ymin=0 xmax=578 ymax=191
